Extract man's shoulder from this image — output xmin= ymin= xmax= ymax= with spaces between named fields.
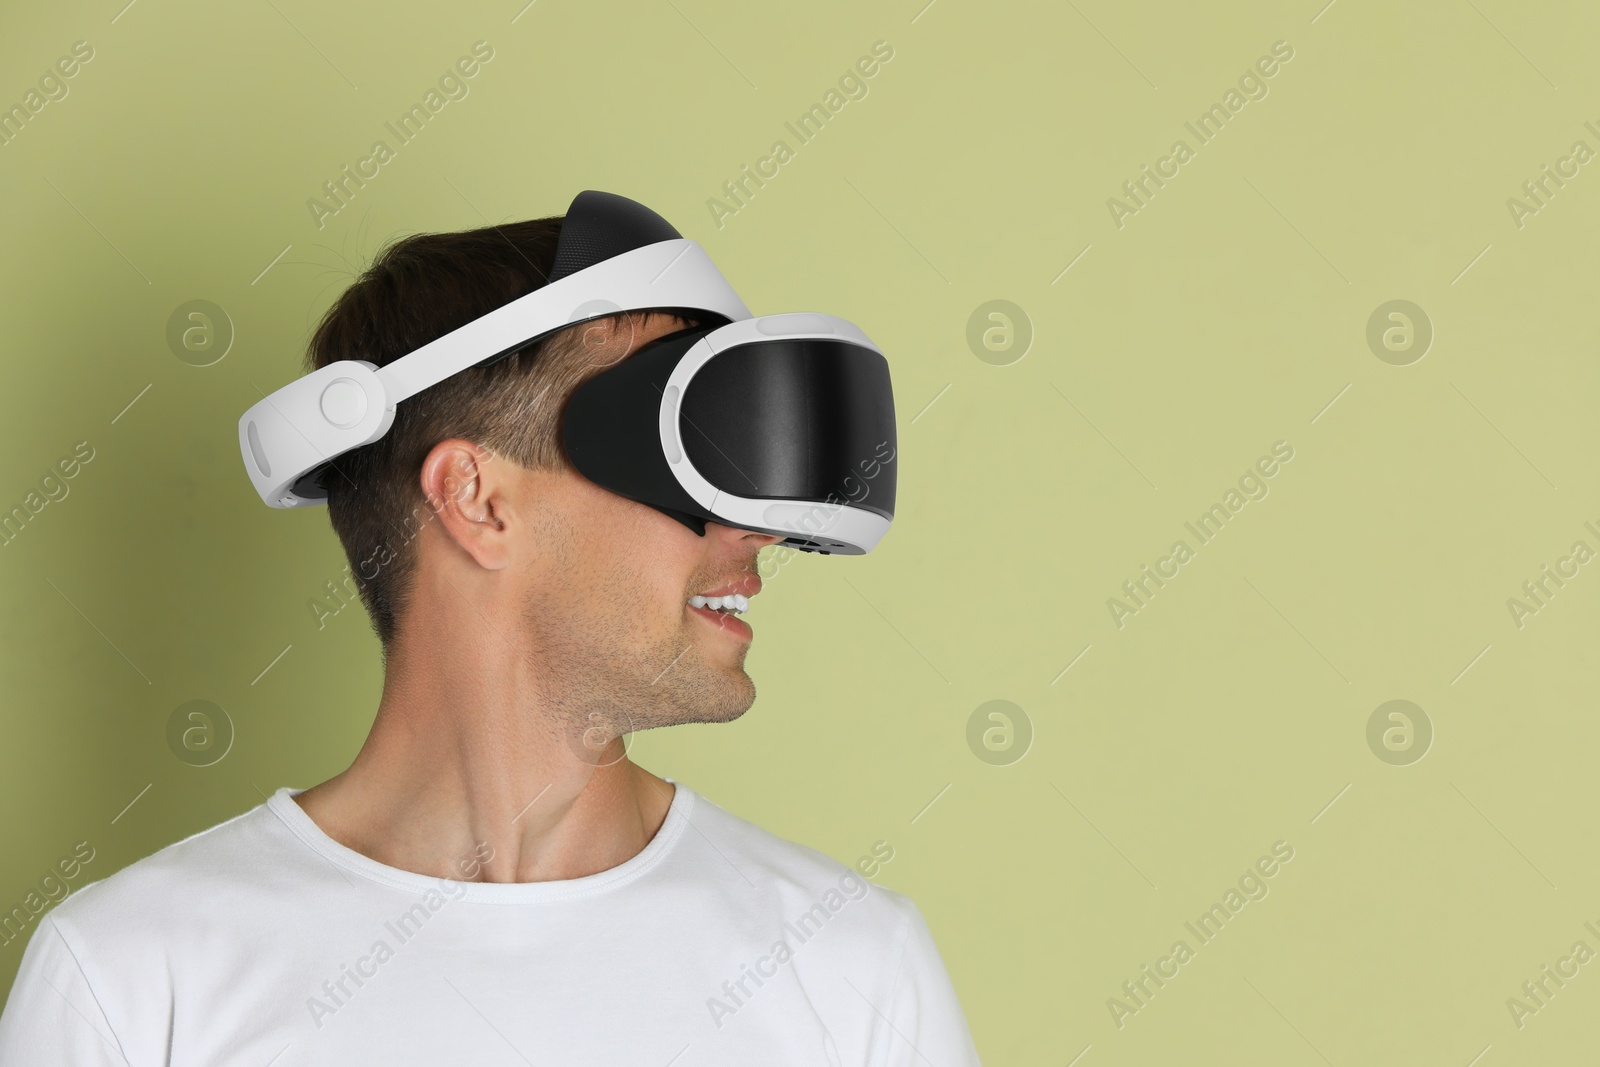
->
xmin=47 ymin=796 xmax=294 ymax=945
xmin=679 ymin=785 xmax=919 ymax=936
xmin=682 ymin=788 xmax=883 ymax=876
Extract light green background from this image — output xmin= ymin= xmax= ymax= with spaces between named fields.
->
xmin=3 ymin=0 xmax=1598 ymax=1062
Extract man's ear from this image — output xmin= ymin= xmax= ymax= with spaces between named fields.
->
xmin=419 ymin=439 xmax=513 ymax=570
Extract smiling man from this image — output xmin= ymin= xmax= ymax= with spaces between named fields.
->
xmin=0 ymin=197 xmax=982 ymax=1064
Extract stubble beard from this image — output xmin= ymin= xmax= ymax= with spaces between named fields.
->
xmin=527 ymin=596 xmax=757 ymax=767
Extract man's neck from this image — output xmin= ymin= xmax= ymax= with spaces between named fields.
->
xmin=290 ymin=661 xmax=676 ymax=884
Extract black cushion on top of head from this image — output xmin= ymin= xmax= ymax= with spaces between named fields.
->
xmin=548 ymin=191 xmax=682 ymax=283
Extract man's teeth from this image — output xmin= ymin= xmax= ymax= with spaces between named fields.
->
xmin=688 ymin=594 xmax=749 ymax=615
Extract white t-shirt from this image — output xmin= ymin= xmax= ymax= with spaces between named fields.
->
xmin=0 ymin=780 xmax=981 ymax=1066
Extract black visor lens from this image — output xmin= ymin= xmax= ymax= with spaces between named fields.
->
xmin=679 ymin=338 xmax=896 ymax=520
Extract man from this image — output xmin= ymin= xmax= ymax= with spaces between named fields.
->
xmin=0 ymin=204 xmax=982 ymax=1063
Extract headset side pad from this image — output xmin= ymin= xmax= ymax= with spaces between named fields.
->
xmin=562 ymin=328 xmax=715 ymax=533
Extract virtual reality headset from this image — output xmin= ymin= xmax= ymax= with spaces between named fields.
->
xmin=237 ymin=190 xmax=897 ymax=554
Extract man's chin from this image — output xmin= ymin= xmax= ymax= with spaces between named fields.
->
xmin=667 ymin=669 xmax=756 ymax=727
xmin=560 ymin=675 xmax=753 ymax=767
xmin=641 ymin=662 xmax=757 ymax=729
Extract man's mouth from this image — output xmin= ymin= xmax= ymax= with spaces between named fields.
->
xmin=687 ymin=575 xmax=761 ymax=612
xmin=686 ymin=577 xmax=761 ymax=640
xmin=687 ymin=593 xmax=749 ymax=616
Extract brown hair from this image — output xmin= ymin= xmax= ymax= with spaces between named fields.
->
xmin=304 ymin=215 xmax=688 ymax=648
